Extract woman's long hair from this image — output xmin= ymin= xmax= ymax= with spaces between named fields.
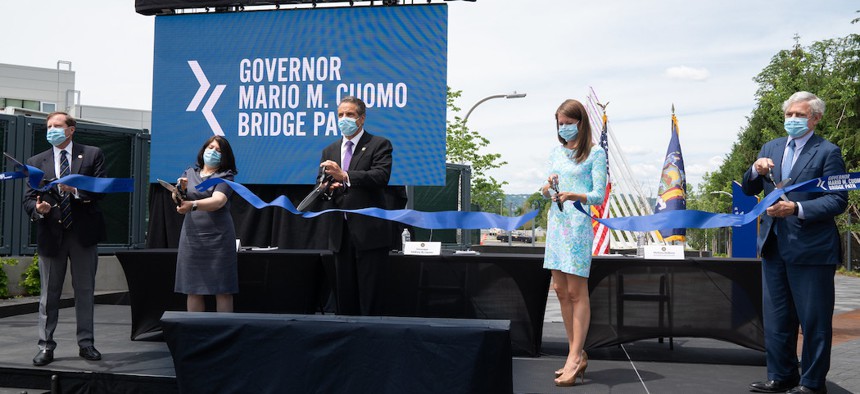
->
xmin=555 ymin=99 xmax=593 ymax=163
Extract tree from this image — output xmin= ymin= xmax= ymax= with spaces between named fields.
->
xmin=700 ymin=32 xmax=860 ymax=256
xmin=524 ymin=192 xmax=550 ymax=229
xmin=446 ymin=87 xmax=509 ymax=212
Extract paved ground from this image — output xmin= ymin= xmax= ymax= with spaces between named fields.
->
xmin=544 ymin=273 xmax=860 ymax=392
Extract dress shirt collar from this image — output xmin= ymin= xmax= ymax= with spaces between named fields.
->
xmin=788 ymin=130 xmax=814 ymax=152
xmin=342 ymin=129 xmax=364 ymax=151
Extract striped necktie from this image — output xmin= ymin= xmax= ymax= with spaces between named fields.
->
xmin=59 ymin=150 xmax=73 ymax=229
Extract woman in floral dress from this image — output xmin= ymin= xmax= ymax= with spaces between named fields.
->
xmin=541 ymin=99 xmax=607 ymax=386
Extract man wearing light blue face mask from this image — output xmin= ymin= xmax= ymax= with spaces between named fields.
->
xmin=743 ymin=92 xmax=847 ymax=394
xmin=23 ymin=112 xmax=107 ymax=367
xmin=318 ymin=96 xmax=393 ymax=316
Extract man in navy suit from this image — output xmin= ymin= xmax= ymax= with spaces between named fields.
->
xmin=23 ymin=112 xmax=107 ymax=366
xmin=743 ymin=92 xmax=847 ymax=394
xmin=319 ymin=96 xmax=393 ymax=316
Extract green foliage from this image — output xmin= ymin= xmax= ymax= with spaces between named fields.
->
xmin=0 ymin=257 xmax=19 ymax=299
xmin=837 ymin=265 xmax=860 ymax=277
xmin=701 ymin=32 xmax=860 ymax=237
xmin=446 ymin=87 xmax=509 ymax=212
xmin=20 ymin=254 xmax=41 ymax=296
xmin=524 ymin=192 xmax=549 ymax=229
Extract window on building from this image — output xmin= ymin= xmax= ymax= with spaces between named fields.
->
xmin=22 ymin=100 xmax=39 ymax=111
xmin=41 ymin=102 xmax=56 ymax=113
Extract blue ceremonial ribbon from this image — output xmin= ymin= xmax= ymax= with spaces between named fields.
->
xmin=0 ymin=164 xmax=134 ymax=193
xmin=573 ymin=172 xmax=860 ymax=231
xmin=0 ymin=171 xmax=27 ymax=181
xmin=197 ymin=178 xmax=538 ymax=231
xmin=38 ymin=173 xmax=135 ymax=193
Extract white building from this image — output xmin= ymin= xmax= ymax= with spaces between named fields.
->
xmin=0 ymin=62 xmax=151 ymax=131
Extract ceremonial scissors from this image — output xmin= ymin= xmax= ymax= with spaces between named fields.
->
xmin=157 ymin=178 xmax=186 ymax=206
xmin=766 ymin=171 xmax=791 ymax=202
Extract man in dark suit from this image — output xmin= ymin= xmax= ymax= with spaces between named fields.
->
xmin=319 ymin=96 xmax=392 ymax=316
xmin=743 ymin=92 xmax=847 ymax=394
xmin=23 ymin=112 xmax=106 ymax=366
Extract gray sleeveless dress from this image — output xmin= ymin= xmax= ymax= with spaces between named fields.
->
xmin=174 ymin=167 xmax=238 ymax=295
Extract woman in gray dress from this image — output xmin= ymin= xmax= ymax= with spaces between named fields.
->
xmin=174 ymin=135 xmax=238 ymax=312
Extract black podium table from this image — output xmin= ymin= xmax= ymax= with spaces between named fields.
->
xmin=116 ymin=249 xmax=332 ymax=339
xmin=162 ymin=312 xmax=513 ymax=394
xmin=586 ymin=256 xmax=764 ymax=351
xmin=116 ymin=250 xmax=763 ymax=354
xmin=116 ymin=249 xmax=551 ymax=356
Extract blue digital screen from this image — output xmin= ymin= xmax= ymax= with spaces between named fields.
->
xmin=151 ymin=5 xmax=447 ymax=185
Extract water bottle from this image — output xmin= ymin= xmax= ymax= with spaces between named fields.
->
xmin=636 ymin=233 xmax=645 ymax=257
xmin=401 ymin=228 xmax=411 ymax=250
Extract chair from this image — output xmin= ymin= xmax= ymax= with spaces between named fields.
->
xmin=616 ymin=271 xmax=673 ymax=349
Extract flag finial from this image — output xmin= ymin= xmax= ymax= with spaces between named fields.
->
xmin=671 ymin=103 xmax=675 ymax=115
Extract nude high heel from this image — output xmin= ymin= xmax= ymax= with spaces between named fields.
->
xmin=554 ymin=351 xmax=588 ymax=387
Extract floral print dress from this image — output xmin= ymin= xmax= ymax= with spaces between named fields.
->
xmin=543 ymin=145 xmax=607 ymax=277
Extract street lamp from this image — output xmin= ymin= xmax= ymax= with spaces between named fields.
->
xmin=463 ymin=92 xmax=527 ymax=125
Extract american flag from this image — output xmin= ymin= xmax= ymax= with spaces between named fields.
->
xmin=591 ymin=111 xmax=611 ymax=255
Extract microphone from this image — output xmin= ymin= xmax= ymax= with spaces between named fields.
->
xmin=548 ymin=179 xmax=564 ymax=212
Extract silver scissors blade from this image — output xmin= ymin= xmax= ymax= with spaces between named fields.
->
xmin=766 ymin=171 xmax=791 ymax=202
xmin=296 ymin=188 xmax=323 ymax=212
xmin=157 ymin=178 xmax=178 ymax=194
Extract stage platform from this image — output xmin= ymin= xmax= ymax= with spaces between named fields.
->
xmin=0 ymin=295 xmax=858 ymax=393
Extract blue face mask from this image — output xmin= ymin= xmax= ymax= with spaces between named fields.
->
xmin=558 ymin=123 xmax=579 ymax=142
xmin=784 ymin=117 xmax=809 ymax=138
xmin=46 ymin=127 xmax=67 ymax=146
xmin=203 ymin=148 xmax=221 ymax=167
xmin=338 ymin=117 xmax=359 ymax=137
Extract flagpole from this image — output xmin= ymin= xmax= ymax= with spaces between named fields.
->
xmin=592 ymin=100 xmax=611 ymax=255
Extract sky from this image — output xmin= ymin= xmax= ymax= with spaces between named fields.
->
xmin=2 ymin=0 xmax=857 ymax=195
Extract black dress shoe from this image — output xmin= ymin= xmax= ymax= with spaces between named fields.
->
xmin=750 ymin=379 xmax=800 ymax=393
xmin=786 ymin=386 xmax=827 ymax=394
xmin=79 ymin=346 xmax=102 ymax=361
xmin=33 ymin=349 xmax=54 ymax=366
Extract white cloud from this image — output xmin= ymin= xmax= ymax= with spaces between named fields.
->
xmin=664 ymin=66 xmax=711 ymax=81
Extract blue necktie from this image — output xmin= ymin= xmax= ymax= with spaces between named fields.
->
xmin=781 ymin=139 xmax=796 ymax=182
xmin=59 ymin=150 xmax=73 ymax=229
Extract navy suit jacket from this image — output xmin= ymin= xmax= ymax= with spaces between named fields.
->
xmin=319 ymin=130 xmax=393 ymax=251
xmin=23 ymin=143 xmax=107 ymax=257
xmin=741 ymin=133 xmax=847 ymax=264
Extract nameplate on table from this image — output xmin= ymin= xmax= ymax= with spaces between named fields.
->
xmin=403 ymin=241 xmax=442 ymax=256
xmin=643 ymin=245 xmax=684 ymax=260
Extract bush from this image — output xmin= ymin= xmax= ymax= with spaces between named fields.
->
xmin=0 ymin=257 xmax=19 ymax=298
xmin=20 ymin=254 xmax=40 ymax=296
